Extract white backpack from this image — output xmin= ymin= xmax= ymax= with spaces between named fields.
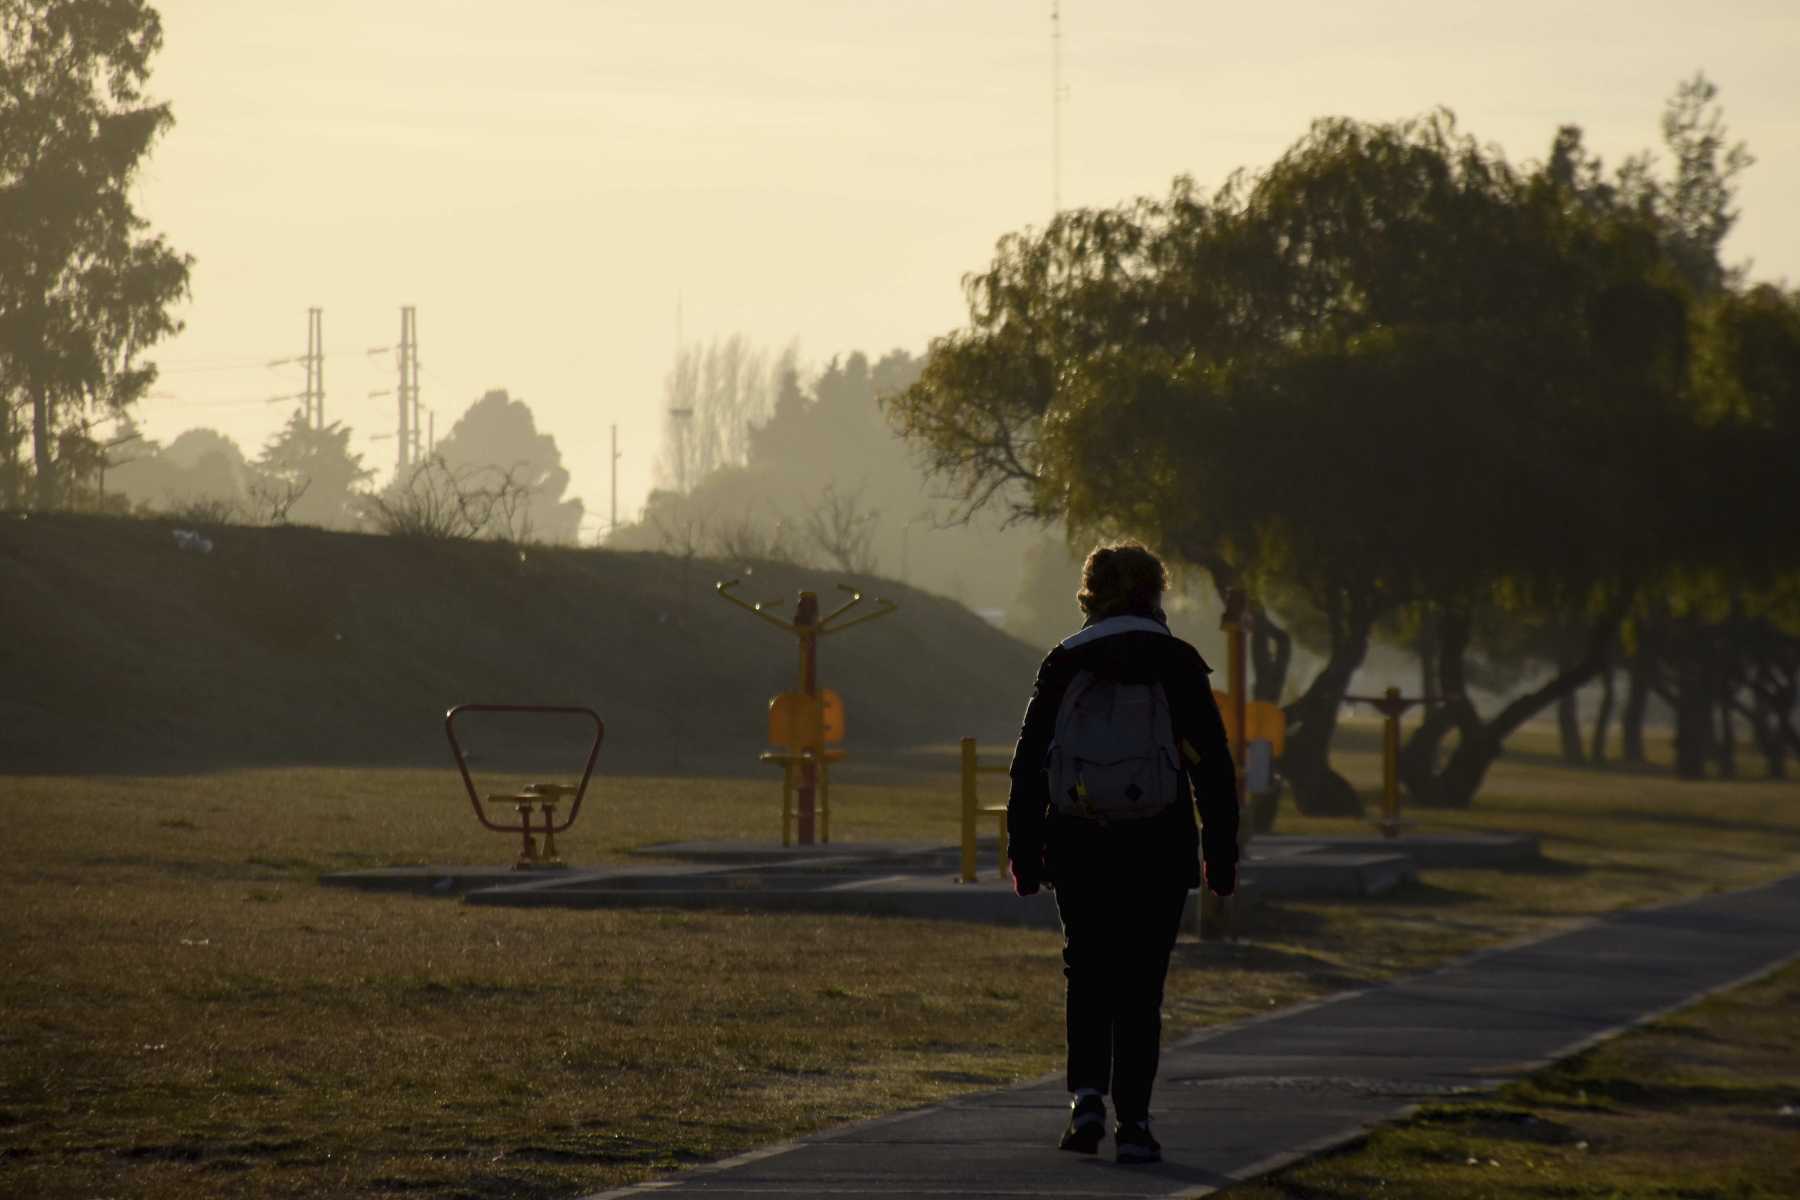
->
xmin=1045 ymin=620 xmax=1183 ymax=824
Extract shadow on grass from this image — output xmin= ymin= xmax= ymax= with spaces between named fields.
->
xmin=1495 ymin=745 xmax=1786 ymax=784
xmin=1412 ymin=1103 xmax=1585 ymax=1145
xmin=1478 ymin=855 xmax=1591 ymax=878
xmin=1525 ymin=1070 xmax=1799 ymax=1113
xmin=1576 ymin=806 xmax=1800 ymax=841
xmin=1367 ymin=879 xmax=1495 ymax=906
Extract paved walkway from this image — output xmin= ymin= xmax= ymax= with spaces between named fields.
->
xmin=580 ymin=872 xmax=1800 ymax=1199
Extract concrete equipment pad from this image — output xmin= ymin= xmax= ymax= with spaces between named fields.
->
xmin=318 ymin=830 xmax=1543 ymax=919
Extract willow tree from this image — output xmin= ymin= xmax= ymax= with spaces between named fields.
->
xmin=890 ymin=111 xmax=1694 ymax=811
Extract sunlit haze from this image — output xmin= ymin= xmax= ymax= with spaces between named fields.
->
xmin=135 ymin=0 xmax=1800 ymax=540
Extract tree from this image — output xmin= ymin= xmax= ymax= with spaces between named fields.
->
xmin=890 ymin=110 xmax=1699 ymax=810
xmin=363 ymin=453 xmax=536 ymax=541
xmin=1659 ymin=72 xmax=1755 ymax=294
xmin=253 ymin=412 xmax=371 ymax=529
xmin=802 ymin=481 xmax=880 ymax=574
xmin=655 ymin=336 xmax=774 ymax=494
xmin=0 ymin=0 xmax=190 ymax=510
xmin=106 ymin=426 xmax=250 ymax=513
xmin=1545 ymin=80 xmax=1795 ymax=781
xmin=430 ymin=389 xmax=582 ymax=543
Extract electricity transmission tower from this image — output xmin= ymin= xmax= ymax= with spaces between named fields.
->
xmin=305 ymin=307 xmax=324 ymax=428
xmin=398 ymin=306 xmax=420 ymax=472
xmin=269 ymin=309 xmax=325 ymax=425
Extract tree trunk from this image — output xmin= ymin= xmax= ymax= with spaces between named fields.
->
xmin=1715 ymin=685 xmax=1737 ymax=780
xmin=1743 ymin=677 xmax=1785 ymax=781
xmin=1281 ymin=591 xmax=1377 ymax=817
xmin=1671 ymin=647 xmax=1714 ymax=781
xmin=1556 ymin=690 xmax=1585 ymax=765
xmin=1621 ymin=648 xmax=1652 ymax=764
xmin=1417 ymin=613 xmax=1437 ymax=703
xmin=1397 ymin=606 xmax=1471 ymax=801
xmin=0 ymin=399 xmax=21 ymax=508
xmin=1761 ymin=658 xmax=1798 ymax=780
xmin=1423 ymin=723 xmax=1504 ymax=813
xmin=1411 ymin=601 xmax=1626 ymax=808
xmin=1589 ymin=666 xmax=1615 ymax=765
xmin=30 ymin=378 xmax=54 ymax=511
xmin=1250 ymin=603 xmax=1292 ymax=703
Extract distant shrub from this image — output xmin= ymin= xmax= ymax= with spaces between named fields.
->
xmin=363 ymin=455 xmax=535 ymax=542
xmin=163 ymin=496 xmax=240 ymax=525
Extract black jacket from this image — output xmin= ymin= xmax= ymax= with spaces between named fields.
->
xmin=1006 ymin=614 xmax=1239 ymax=891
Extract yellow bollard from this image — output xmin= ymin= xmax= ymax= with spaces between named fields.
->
xmin=960 ymin=737 xmax=978 ymax=883
xmin=959 ymin=737 xmax=1013 ymax=882
xmin=997 ymin=803 xmax=1008 ymax=876
xmin=781 ymin=759 xmax=795 ymax=848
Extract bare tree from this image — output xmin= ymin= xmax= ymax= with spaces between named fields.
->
xmin=656 ymin=335 xmax=779 ymax=492
xmin=711 ymin=508 xmax=797 ymax=564
xmin=243 ymin=476 xmax=309 ymax=526
xmin=363 ymin=455 xmax=536 ymax=541
xmin=164 ymin=495 xmax=240 ymax=525
xmin=803 ymin=481 xmax=881 ymax=574
xmin=645 ymin=502 xmax=712 ymax=559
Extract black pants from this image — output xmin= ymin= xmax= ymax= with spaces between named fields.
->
xmin=1054 ymin=873 xmax=1190 ymax=1122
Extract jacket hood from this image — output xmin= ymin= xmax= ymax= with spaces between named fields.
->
xmin=1060 ymin=613 xmax=1171 ymax=650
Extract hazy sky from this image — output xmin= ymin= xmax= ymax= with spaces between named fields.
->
xmin=134 ymin=1 xmax=1799 ymax=538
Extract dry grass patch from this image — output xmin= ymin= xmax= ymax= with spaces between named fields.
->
xmin=1221 ymin=960 xmax=1800 ymax=1199
xmin=2 ymin=756 xmax=1798 ymax=1197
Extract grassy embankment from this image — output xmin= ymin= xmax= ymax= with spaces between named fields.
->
xmin=3 ymin=733 xmax=1798 ymax=1198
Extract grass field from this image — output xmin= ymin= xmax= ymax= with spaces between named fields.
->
xmin=1222 ymin=959 xmax=1800 ymax=1199
xmin=3 ymin=734 xmax=1799 ymax=1198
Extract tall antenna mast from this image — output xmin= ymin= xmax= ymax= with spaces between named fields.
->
xmin=1051 ymin=0 xmax=1064 ymax=216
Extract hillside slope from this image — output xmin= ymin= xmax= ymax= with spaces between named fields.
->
xmin=1 ymin=514 xmax=1041 ymax=775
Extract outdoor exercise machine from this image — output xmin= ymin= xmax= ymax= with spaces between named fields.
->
xmin=445 ymin=703 xmax=604 ymax=868
xmin=716 ymin=580 xmax=897 ymax=846
xmin=1344 ymin=687 xmax=1440 ymax=838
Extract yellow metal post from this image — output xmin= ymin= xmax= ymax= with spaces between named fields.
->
xmin=1226 ymin=599 xmax=1249 ymax=846
xmin=781 ymin=760 xmax=795 ymax=848
xmin=1202 ymin=589 xmax=1250 ymax=941
xmin=960 ymin=737 xmax=978 ymax=883
xmin=996 ymin=805 xmax=1008 ymax=877
xmin=819 ymin=758 xmax=831 ymax=845
xmin=1347 ymin=687 xmax=1434 ymax=838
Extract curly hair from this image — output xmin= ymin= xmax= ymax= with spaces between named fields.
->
xmin=1076 ymin=540 xmax=1167 ymax=619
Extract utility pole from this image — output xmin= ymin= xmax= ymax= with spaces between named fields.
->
xmin=610 ymin=423 xmax=619 ymax=535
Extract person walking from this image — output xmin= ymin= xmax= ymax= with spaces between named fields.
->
xmin=1007 ymin=540 xmax=1239 ymax=1164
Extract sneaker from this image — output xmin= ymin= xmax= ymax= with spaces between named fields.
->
xmin=1058 ymin=1093 xmax=1107 ymax=1154
xmin=1114 ymin=1118 xmax=1162 ymax=1164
